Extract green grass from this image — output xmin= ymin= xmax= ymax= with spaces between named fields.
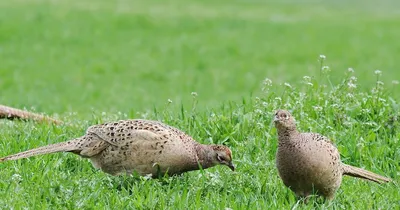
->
xmin=0 ymin=0 xmax=399 ymax=209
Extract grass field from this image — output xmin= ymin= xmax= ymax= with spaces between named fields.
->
xmin=0 ymin=0 xmax=399 ymax=209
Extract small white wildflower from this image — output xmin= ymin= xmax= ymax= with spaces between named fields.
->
xmin=322 ymin=66 xmax=330 ymax=72
xmin=254 ymin=109 xmax=263 ymax=114
xmin=303 ymin=76 xmax=311 ymax=81
xmin=379 ymin=98 xmax=386 ymax=103
xmin=331 ymin=104 xmax=340 ymax=108
xmin=349 ymin=76 xmax=357 ymax=82
xmin=256 ymin=122 xmax=265 ymax=129
xmin=283 ymin=82 xmax=292 ymax=88
xmin=191 ymin=92 xmax=198 ymax=97
xmin=262 ymin=102 xmax=268 ymax=107
xmin=11 ymin=174 xmax=22 ymax=182
xmin=167 ymin=99 xmax=172 ymax=103
xmin=348 ymin=67 xmax=354 ymax=73
xmin=392 ymin=80 xmax=399 ymax=85
xmin=255 ymin=97 xmax=260 ymax=101
xmin=346 ymin=93 xmax=354 ymax=98
xmin=361 ymin=109 xmax=371 ymax=114
xmin=347 ymin=82 xmax=357 ymax=89
xmin=263 ymin=78 xmax=272 ymax=86
xmin=319 ymin=54 xmax=326 ymax=60
xmin=307 ymin=82 xmax=313 ymax=86
xmin=374 ymin=70 xmax=382 ymax=75
xmin=141 ymin=112 xmax=149 ymax=119
xmin=274 ymin=97 xmax=282 ymax=101
xmin=312 ymin=106 xmax=323 ymax=111
xmin=326 ymin=126 xmax=333 ymax=131
xmin=377 ymin=81 xmax=384 ymax=86
xmin=343 ymin=121 xmax=353 ymax=127
xmin=364 ymin=121 xmax=378 ymax=127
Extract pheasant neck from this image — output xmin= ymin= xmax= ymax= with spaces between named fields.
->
xmin=195 ymin=144 xmax=216 ymax=170
xmin=277 ymin=127 xmax=301 ymax=144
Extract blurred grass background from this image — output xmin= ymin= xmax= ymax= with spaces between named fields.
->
xmin=1 ymin=0 xmax=399 ymax=117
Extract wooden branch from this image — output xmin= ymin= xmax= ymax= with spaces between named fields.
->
xmin=0 ymin=105 xmax=62 ymax=124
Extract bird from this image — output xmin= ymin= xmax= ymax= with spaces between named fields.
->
xmin=0 ymin=119 xmax=234 ymax=177
xmin=273 ymin=109 xmax=391 ymax=202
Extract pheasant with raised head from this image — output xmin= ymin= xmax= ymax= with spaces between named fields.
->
xmin=274 ymin=109 xmax=391 ymax=201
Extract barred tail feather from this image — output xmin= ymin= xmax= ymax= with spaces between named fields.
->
xmin=342 ymin=164 xmax=392 ymax=184
xmin=0 ymin=139 xmax=80 ymax=162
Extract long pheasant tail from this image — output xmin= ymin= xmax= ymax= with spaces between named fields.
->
xmin=0 ymin=139 xmax=81 ymax=162
xmin=342 ymin=164 xmax=392 ymax=184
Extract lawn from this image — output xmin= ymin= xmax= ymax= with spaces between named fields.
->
xmin=0 ymin=0 xmax=399 ymax=209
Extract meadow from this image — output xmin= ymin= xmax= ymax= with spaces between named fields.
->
xmin=0 ymin=0 xmax=399 ymax=209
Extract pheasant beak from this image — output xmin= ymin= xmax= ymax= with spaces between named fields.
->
xmin=273 ymin=115 xmax=279 ymax=122
xmin=227 ymin=161 xmax=235 ymax=171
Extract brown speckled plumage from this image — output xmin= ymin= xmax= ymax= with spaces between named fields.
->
xmin=274 ymin=110 xmax=391 ymax=201
xmin=0 ymin=119 xmax=234 ymax=177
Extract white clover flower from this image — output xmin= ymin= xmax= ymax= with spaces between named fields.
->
xmin=167 ymin=99 xmax=172 ymax=103
xmin=191 ymin=92 xmax=198 ymax=97
xmin=348 ymin=67 xmax=354 ymax=73
xmin=319 ymin=54 xmax=326 ymax=60
xmin=374 ymin=70 xmax=382 ymax=75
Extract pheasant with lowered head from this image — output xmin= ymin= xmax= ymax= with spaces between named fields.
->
xmin=0 ymin=119 xmax=234 ymax=177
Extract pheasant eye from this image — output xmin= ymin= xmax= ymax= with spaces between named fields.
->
xmin=217 ymin=154 xmax=225 ymax=162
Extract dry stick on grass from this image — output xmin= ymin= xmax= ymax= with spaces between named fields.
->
xmin=0 ymin=105 xmax=62 ymax=124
